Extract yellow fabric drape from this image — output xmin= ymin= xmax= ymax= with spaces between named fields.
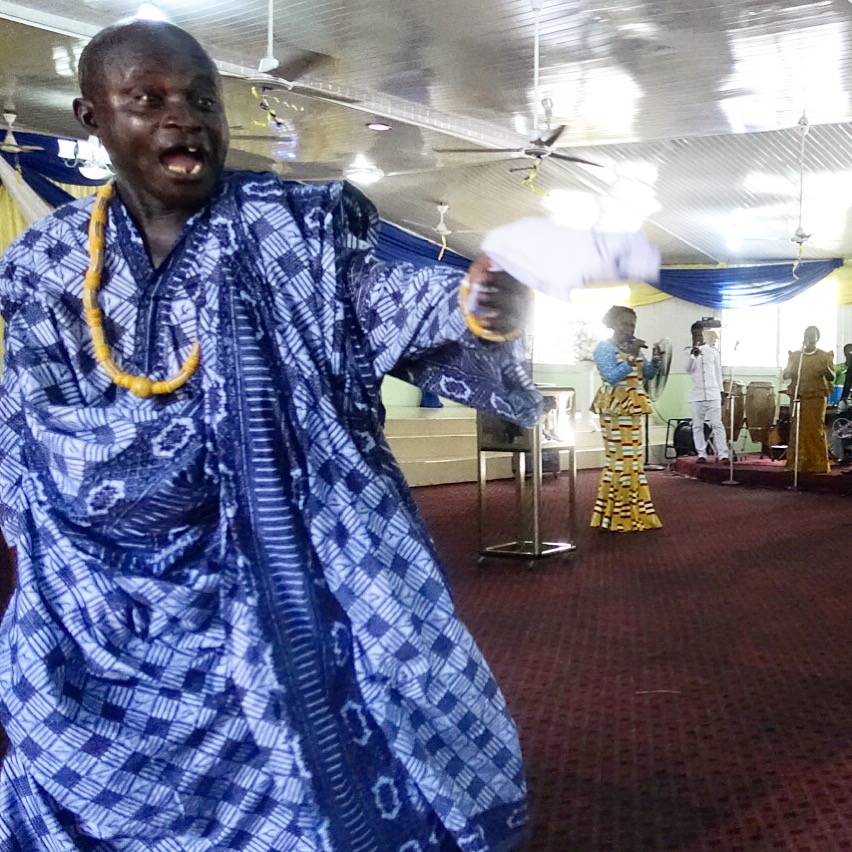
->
xmin=55 ymin=182 xmax=101 ymax=200
xmin=0 ymin=180 xmax=99 ymax=254
xmin=571 ymin=279 xmax=672 ymax=307
xmin=628 ymin=281 xmax=671 ymax=306
xmin=0 ymin=184 xmax=30 ymax=255
xmin=827 ymin=260 xmax=852 ymax=305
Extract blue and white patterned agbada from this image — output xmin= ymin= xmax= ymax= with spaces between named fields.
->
xmin=0 ymin=172 xmax=541 ymax=850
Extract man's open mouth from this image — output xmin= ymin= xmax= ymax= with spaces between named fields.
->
xmin=159 ymin=146 xmax=207 ymax=177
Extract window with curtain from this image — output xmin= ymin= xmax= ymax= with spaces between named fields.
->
xmin=532 ymin=285 xmax=630 ymax=364
xmin=721 ymin=277 xmax=838 ymax=368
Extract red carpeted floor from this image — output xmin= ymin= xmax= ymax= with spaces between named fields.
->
xmin=413 ymin=471 xmax=852 ymax=852
xmin=1 ymin=472 xmax=851 ymax=850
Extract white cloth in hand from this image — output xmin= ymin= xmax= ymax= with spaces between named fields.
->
xmin=481 ymin=217 xmax=660 ymax=301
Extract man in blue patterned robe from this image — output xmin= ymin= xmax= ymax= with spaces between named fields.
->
xmin=0 ymin=21 xmax=541 ymax=851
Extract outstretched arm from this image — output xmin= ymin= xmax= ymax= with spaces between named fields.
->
xmin=331 ymin=183 xmax=541 ymax=424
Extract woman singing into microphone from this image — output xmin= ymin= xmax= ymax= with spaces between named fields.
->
xmin=591 ymin=305 xmax=663 ymax=532
xmin=783 ymin=325 xmax=834 ymax=474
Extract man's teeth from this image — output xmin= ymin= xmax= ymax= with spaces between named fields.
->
xmin=165 ymin=162 xmax=203 ymax=175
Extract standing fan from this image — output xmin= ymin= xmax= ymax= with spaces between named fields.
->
xmin=643 ymin=338 xmax=672 ymax=470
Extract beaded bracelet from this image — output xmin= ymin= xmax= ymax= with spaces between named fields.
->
xmin=457 ymin=276 xmax=523 ymax=344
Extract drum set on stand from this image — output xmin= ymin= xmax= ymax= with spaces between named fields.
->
xmin=721 ymin=380 xmax=779 ymax=458
xmin=721 ymin=380 xmax=851 ymax=463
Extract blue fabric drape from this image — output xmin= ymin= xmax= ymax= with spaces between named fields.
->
xmin=3 ymin=133 xmax=472 ymax=271
xmin=657 ymin=259 xmax=842 ymax=308
xmin=0 ymin=132 xmax=106 ymax=196
xmin=376 ymin=221 xmax=470 ymax=270
xmin=8 ymin=134 xmax=841 ymax=308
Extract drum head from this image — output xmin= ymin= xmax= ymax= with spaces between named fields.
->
xmin=829 ymin=414 xmax=852 ymax=462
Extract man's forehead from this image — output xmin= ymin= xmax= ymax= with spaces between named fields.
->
xmin=100 ymin=46 xmax=216 ymax=82
xmin=87 ymin=26 xmax=216 ymax=86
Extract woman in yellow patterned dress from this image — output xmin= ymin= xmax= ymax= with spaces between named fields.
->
xmin=591 ymin=305 xmax=663 ymax=532
xmin=783 ymin=325 xmax=834 ymax=474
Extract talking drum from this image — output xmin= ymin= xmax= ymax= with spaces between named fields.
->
xmin=745 ymin=381 xmax=776 ymax=444
xmin=722 ymin=379 xmax=745 ymax=441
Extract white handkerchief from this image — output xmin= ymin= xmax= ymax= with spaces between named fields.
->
xmin=481 ymin=218 xmax=661 ymax=301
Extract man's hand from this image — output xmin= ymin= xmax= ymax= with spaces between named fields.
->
xmin=466 ymin=255 xmax=531 ymax=338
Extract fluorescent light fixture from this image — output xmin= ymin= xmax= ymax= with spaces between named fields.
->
xmin=79 ymin=163 xmax=114 ymax=180
xmin=541 ymin=189 xmax=599 ymax=229
xmin=134 ymin=3 xmax=169 ymax=21
xmin=366 ymin=121 xmax=392 ymax=132
xmin=343 ymin=153 xmax=384 ymax=185
xmin=58 ymin=136 xmax=114 ymax=180
xmin=57 ymin=138 xmax=77 ymax=160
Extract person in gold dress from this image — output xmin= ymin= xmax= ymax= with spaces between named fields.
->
xmin=591 ymin=305 xmax=662 ymax=532
xmin=783 ymin=325 xmax=834 ymax=474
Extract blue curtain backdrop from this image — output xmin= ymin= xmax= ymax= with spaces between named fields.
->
xmin=0 ymin=132 xmax=105 ymax=207
xmin=374 ymin=221 xmax=469 ymax=270
xmin=657 ymin=260 xmax=843 ymax=309
xmin=2 ymin=132 xmax=469 ymax=270
xmin=4 ymin=132 xmax=843 ymax=306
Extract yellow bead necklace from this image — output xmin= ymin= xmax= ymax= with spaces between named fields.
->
xmin=84 ymin=182 xmax=201 ymax=398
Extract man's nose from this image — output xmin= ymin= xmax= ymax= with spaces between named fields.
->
xmin=164 ymin=97 xmax=202 ymax=130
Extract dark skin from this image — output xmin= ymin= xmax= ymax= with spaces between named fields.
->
xmin=783 ymin=326 xmax=834 ymax=386
xmin=610 ymin=311 xmax=646 ymax=357
xmin=73 ymin=26 xmax=229 ymax=268
xmin=690 ymin=328 xmax=704 ymax=357
xmin=71 ymin=23 xmax=529 ymax=335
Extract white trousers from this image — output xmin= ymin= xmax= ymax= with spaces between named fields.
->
xmin=690 ymin=399 xmax=728 ymax=458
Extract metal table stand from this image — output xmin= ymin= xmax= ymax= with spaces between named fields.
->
xmin=476 ymin=387 xmax=577 ymax=569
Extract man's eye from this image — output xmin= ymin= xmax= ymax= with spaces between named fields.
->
xmin=137 ymin=94 xmax=161 ymax=105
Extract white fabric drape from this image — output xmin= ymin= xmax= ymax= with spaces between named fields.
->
xmin=0 ymin=154 xmax=53 ymax=224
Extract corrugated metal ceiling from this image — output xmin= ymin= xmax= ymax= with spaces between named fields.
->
xmin=2 ymin=0 xmax=852 ymax=265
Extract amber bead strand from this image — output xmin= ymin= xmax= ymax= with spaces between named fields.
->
xmin=83 ymin=182 xmax=201 ymax=398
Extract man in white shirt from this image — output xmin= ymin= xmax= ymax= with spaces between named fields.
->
xmin=685 ymin=321 xmax=729 ymax=462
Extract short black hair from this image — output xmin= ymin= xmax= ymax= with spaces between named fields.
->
xmin=691 ymin=321 xmax=704 ymax=334
xmin=601 ymin=305 xmax=635 ymax=330
xmin=78 ymin=21 xmax=215 ymax=100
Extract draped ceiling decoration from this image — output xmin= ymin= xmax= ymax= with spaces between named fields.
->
xmin=1 ymin=133 xmax=849 ymax=307
xmin=656 ymin=260 xmax=844 ymax=309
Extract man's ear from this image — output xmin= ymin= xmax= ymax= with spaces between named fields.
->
xmin=73 ymin=98 xmax=98 ymax=134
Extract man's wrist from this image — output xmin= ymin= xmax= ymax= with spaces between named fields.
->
xmin=458 ymin=276 xmax=523 ymax=343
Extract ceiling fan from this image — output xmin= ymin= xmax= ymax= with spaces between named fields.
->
xmin=431 ymin=0 xmax=600 ymax=176
xmin=0 ymin=111 xmax=44 ymax=155
xmin=227 ymin=0 xmax=359 ymax=107
xmin=733 ymin=113 xmax=812 ymax=270
xmin=401 ymin=203 xmax=479 ymax=260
